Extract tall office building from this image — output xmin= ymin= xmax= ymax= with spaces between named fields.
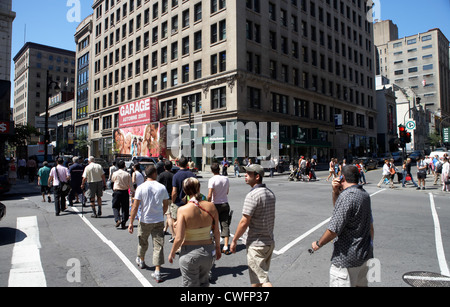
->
xmin=0 ymin=0 xmax=15 ymax=82
xmin=13 ymin=43 xmax=76 ymax=130
xmin=375 ymin=22 xmax=450 ymax=120
xmin=83 ymin=0 xmax=377 ymax=165
xmin=0 ymin=0 xmax=15 ymax=163
xmin=74 ymin=14 xmax=93 ymax=142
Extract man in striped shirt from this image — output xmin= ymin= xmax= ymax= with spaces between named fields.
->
xmin=230 ymin=164 xmax=276 ymax=287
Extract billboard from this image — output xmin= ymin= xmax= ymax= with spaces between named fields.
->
xmin=118 ymin=97 xmax=159 ymax=128
xmin=113 ymin=122 xmax=166 ymax=158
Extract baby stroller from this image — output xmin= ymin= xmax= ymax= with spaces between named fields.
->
xmin=288 ymin=167 xmax=300 ymax=181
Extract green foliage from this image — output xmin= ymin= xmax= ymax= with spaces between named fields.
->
xmin=7 ymin=124 xmax=41 ymax=147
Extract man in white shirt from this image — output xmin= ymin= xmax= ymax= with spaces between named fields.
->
xmin=48 ymin=157 xmax=70 ymax=216
xmin=81 ymin=156 xmax=106 ymax=218
xmin=128 ymin=165 xmax=170 ymax=283
xmin=207 ymin=162 xmax=231 ymax=254
xmin=377 ymin=159 xmax=394 ymax=188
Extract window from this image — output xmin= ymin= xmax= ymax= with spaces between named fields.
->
xmin=211 ymin=87 xmax=226 ymax=109
xmin=194 ymin=60 xmax=202 ymax=79
xmin=247 ymin=87 xmax=261 ymax=109
xmin=103 ymin=116 xmax=112 ymax=130
xmin=194 ymin=2 xmax=202 ymax=22
xmin=272 ymin=93 xmax=288 ymax=114
xmin=171 ymin=68 xmax=178 ymax=86
xmin=182 ymin=64 xmax=189 ymax=83
xmin=422 ymin=34 xmax=432 ymax=42
xmin=194 ymin=31 xmax=202 ymax=50
xmin=161 ymin=99 xmax=177 ymax=118
xmin=182 ymin=36 xmax=189 ymax=55
xmin=423 ymin=64 xmax=433 ymax=71
xmin=393 ymin=42 xmax=402 ymax=48
xmin=407 ymin=38 xmax=417 ymax=45
xmin=408 ymin=67 xmax=418 ymax=73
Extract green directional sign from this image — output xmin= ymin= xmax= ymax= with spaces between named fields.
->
xmin=443 ymin=128 xmax=450 ymax=143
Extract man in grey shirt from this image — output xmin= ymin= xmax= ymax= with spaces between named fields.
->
xmin=311 ymin=165 xmax=374 ymax=287
xmin=231 ymin=164 xmax=276 ymax=287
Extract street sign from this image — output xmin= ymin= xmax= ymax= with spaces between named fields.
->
xmin=406 ymin=121 xmax=416 ymax=130
xmin=443 ymin=128 xmax=450 ymax=143
xmin=35 ymin=116 xmax=57 ymax=129
xmin=0 ymin=121 xmax=11 ymax=134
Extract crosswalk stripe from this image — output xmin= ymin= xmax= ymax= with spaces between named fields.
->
xmin=8 ymin=216 xmax=47 ymax=287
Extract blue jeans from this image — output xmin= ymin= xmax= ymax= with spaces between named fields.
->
xmin=402 ymin=171 xmax=418 ymax=187
xmin=359 ymin=171 xmax=367 ymax=184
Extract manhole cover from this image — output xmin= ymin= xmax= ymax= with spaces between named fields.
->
xmin=403 ymin=272 xmax=450 ymax=287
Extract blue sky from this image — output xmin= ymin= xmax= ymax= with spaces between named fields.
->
xmin=376 ymin=0 xmax=450 ymax=38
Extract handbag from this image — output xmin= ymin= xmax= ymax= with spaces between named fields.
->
xmin=54 ymin=166 xmax=71 ymax=197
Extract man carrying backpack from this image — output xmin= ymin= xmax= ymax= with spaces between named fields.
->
xmin=434 ymin=156 xmax=443 ymax=185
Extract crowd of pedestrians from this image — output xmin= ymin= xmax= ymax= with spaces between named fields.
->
xmin=12 ymin=150 xmax=449 ymax=288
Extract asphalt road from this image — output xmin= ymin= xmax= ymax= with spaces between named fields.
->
xmin=1 ymin=166 xmax=449 ymax=288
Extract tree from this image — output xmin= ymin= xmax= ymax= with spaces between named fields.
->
xmin=428 ymin=131 xmax=441 ymax=149
xmin=74 ymin=132 xmax=89 ymax=158
xmin=7 ymin=124 xmax=41 ymax=148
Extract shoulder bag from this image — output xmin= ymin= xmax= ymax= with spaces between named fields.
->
xmin=54 ymin=166 xmax=71 ymax=197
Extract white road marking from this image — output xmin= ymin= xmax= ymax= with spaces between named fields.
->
xmin=403 ymin=275 xmax=450 ymax=282
xmin=428 ymin=193 xmax=450 ymax=277
xmin=274 ymin=189 xmax=385 ymax=255
xmin=70 ymin=207 xmax=153 ymax=287
xmin=8 ymin=216 xmax=47 ymax=287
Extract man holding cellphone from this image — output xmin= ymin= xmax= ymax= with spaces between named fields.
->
xmin=311 ymin=165 xmax=374 ymax=287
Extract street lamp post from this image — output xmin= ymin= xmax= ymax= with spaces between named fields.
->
xmin=44 ymin=70 xmax=60 ymax=159
xmin=183 ymin=98 xmax=193 ymax=158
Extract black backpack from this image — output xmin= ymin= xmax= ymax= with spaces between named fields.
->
xmin=436 ymin=162 xmax=443 ymax=174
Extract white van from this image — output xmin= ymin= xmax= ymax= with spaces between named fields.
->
xmin=429 ymin=151 xmax=450 ymax=159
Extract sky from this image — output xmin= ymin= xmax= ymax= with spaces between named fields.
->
xmin=8 ymin=0 xmax=450 ymax=105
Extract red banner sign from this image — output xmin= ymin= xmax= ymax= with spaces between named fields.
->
xmin=0 ymin=121 xmax=10 ymax=134
xmin=119 ymin=98 xmax=159 ymax=128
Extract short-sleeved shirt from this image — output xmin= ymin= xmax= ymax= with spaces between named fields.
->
xmin=208 ymin=175 xmax=229 ymax=204
xmin=49 ymin=165 xmax=69 ymax=187
xmin=111 ymin=169 xmax=132 ymax=191
xmin=172 ymin=168 xmax=195 ymax=206
xmin=82 ymin=162 xmax=104 ymax=183
xmin=38 ymin=166 xmax=51 ymax=187
xmin=134 ymin=180 xmax=170 ymax=224
xmin=157 ymin=170 xmax=174 ymax=195
xmin=242 ymin=184 xmax=276 ymax=247
xmin=328 ymin=185 xmax=373 ymax=268
xmin=69 ymin=163 xmax=84 ymax=186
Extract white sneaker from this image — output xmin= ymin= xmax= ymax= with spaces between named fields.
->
xmin=136 ymin=257 xmax=146 ymax=269
xmin=152 ymin=271 xmax=163 ymax=283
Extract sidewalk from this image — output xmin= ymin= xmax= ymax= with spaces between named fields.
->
xmin=0 ymin=178 xmax=41 ymax=200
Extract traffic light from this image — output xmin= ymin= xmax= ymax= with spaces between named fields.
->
xmin=405 ymin=132 xmax=412 ymax=143
xmin=398 ymin=125 xmax=406 ymax=143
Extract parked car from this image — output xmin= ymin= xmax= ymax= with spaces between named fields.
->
xmin=407 ymin=150 xmax=424 ymax=162
xmin=353 ymin=157 xmax=378 ymax=171
xmin=378 ymin=152 xmax=402 ymax=165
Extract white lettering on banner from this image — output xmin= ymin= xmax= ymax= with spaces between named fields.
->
xmin=120 ymin=98 xmax=150 ymax=117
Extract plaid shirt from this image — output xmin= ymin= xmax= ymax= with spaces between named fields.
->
xmin=328 ymin=185 xmax=373 ymax=268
